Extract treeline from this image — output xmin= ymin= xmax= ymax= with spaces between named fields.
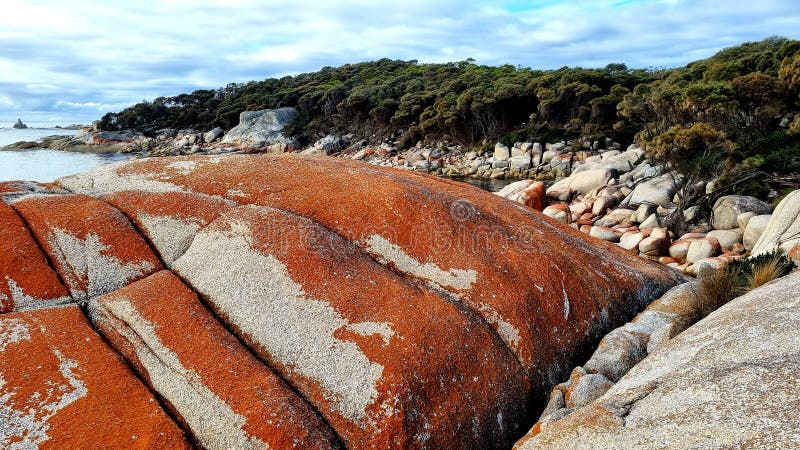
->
xmin=99 ymin=59 xmax=655 ymax=146
xmin=100 ymin=37 xmax=800 ymax=154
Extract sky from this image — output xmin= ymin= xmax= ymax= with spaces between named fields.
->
xmin=1 ymin=0 xmax=799 ymax=125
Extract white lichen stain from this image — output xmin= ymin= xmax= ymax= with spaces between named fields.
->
xmin=0 ymin=348 xmax=88 ymax=449
xmin=226 ymin=189 xmax=250 ymax=199
xmin=98 ymin=298 xmax=268 ymax=449
xmin=136 ymin=214 xmax=202 ymax=266
xmin=165 ymin=160 xmax=197 ymax=175
xmin=57 ymin=164 xmax=186 ymax=197
xmin=477 ymin=303 xmax=521 ymax=354
xmin=346 ymin=322 xmax=395 ymax=346
xmin=363 ymin=235 xmax=477 ymax=291
xmin=174 ymin=215 xmax=389 ymax=426
xmin=0 ymin=318 xmax=31 ymax=352
xmin=48 ymin=229 xmax=155 ymax=302
xmin=563 ymin=288 xmax=570 ymax=320
xmin=3 ymin=277 xmax=72 ymax=313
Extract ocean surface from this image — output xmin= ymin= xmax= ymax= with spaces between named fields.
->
xmin=0 ymin=125 xmax=131 ymax=182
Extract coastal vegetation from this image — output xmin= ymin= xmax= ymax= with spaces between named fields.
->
xmin=99 ymin=37 xmax=800 ymax=205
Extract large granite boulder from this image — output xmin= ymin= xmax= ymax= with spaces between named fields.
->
xmin=622 ymin=174 xmax=680 ymax=208
xmin=302 ymin=134 xmax=348 ymax=155
xmin=0 ymin=155 xmax=684 ymax=448
xmin=221 ymin=107 xmax=298 ymax=150
xmin=516 ymin=271 xmax=800 ymax=449
xmin=546 ymin=168 xmax=616 ymax=201
xmin=711 ymin=195 xmax=772 ymax=230
xmin=203 ymin=127 xmax=224 ymax=143
xmin=752 ymin=189 xmax=800 ymax=256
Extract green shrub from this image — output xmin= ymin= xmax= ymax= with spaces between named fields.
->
xmin=726 ymin=250 xmax=795 ymax=290
xmin=498 ymin=129 xmax=530 ymax=148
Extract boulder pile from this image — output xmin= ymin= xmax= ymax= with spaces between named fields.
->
xmin=493 ymin=147 xmax=790 ymax=276
xmin=0 ymin=154 xmax=684 ymax=448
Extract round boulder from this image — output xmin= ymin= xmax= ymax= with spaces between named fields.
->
xmin=711 ymin=195 xmax=771 ymax=230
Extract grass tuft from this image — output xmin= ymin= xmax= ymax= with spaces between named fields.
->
xmin=697 ymin=250 xmax=795 ymax=317
xmin=743 ymin=256 xmax=790 ymax=289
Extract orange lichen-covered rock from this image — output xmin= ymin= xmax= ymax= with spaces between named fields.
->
xmin=11 ymin=194 xmax=163 ymax=303
xmin=102 ymin=191 xmax=235 ymax=266
xmin=0 ymin=202 xmax=71 ymax=313
xmin=91 ymin=270 xmax=340 ymax=449
xmin=0 ymin=180 xmax=68 ymax=199
xmin=60 ymin=155 xmax=684 ymax=398
xmin=0 ymin=305 xmax=188 ymax=448
xmin=522 ymin=180 xmax=547 ymax=211
xmin=172 ymin=205 xmax=530 ymax=449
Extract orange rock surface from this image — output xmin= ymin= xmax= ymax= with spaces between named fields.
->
xmin=0 ymin=202 xmax=71 ymax=313
xmin=0 ymin=305 xmax=188 ymax=448
xmin=171 ymin=205 xmax=530 ymax=448
xmin=11 ymin=193 xmax=163 ymax=302
xmin=0 ymin=154 xmax=686 ymax=448
xmin=61 ymin=155 xmax=684 ymax=395
xmin=92 ymin=270 xmax=340 ymax=449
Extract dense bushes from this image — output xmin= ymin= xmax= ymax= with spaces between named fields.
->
xmin=98 ymin=59 xmax=655 ymax=146
xmin=99 ymin=37 xmax=800 ymax=184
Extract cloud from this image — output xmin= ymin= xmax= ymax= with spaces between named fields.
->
xmin=0 ymin=0 xmax=798 ymax=124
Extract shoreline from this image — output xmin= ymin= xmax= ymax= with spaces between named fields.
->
xmin=1 ymin=127 xmax=785 ymax=278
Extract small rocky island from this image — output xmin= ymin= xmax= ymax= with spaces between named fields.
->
xmin=12 ymin=118 xmax=27 ymax=129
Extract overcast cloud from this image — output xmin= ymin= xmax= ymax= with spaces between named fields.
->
xmin=1 ymin=0 xmax=798 ymax=124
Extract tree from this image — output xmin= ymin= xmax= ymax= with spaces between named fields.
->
xmin=779 ymin=53 xmax=800 ymax=98
xmin=645 ymin=122 xmax=735 ymax=233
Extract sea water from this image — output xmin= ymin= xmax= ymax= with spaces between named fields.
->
xmin=0 ymin=125 xmax=131 ymax=182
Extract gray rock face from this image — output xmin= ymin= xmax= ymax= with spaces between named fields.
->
xmin=589 ymin=226 xmax=619 ymax=243
xmin=686 ymin=238 xmax=721 ymax=264
xmin=624 ymin=174 xmax=679 ymax=208
xmin=583 ymin=328 xmax=648 ymax=382
xmin=508 ymin=155 xmax=532 ymax=170
xmin=547 ymin=169 xmax=616 ymax=201
xmin=744 ymin=214 xmax=772 ymax=250
xmin=572 ymin=148 xmax=642 ymax=175
xmin=517 ymin=272 xmax=800 ymax=450
xmin=707 ymin=229 xmax=743 ymax=249
xmin=314 ymin=134 xmax=347 ymax=155
xmin=752 ymin=190 xmax=800 ymax=256
xmin=12 ymin=118 xmax=27 ymax=129
xmin=711 ymin=195 xmax=771 ymax=230
xmin=564 ymin=374 xmax=614 ymax=409
xmin=203 ymin=127 xmax=224 ymax=143
xmin=221 ymin=108 xmax=297 ymax=149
